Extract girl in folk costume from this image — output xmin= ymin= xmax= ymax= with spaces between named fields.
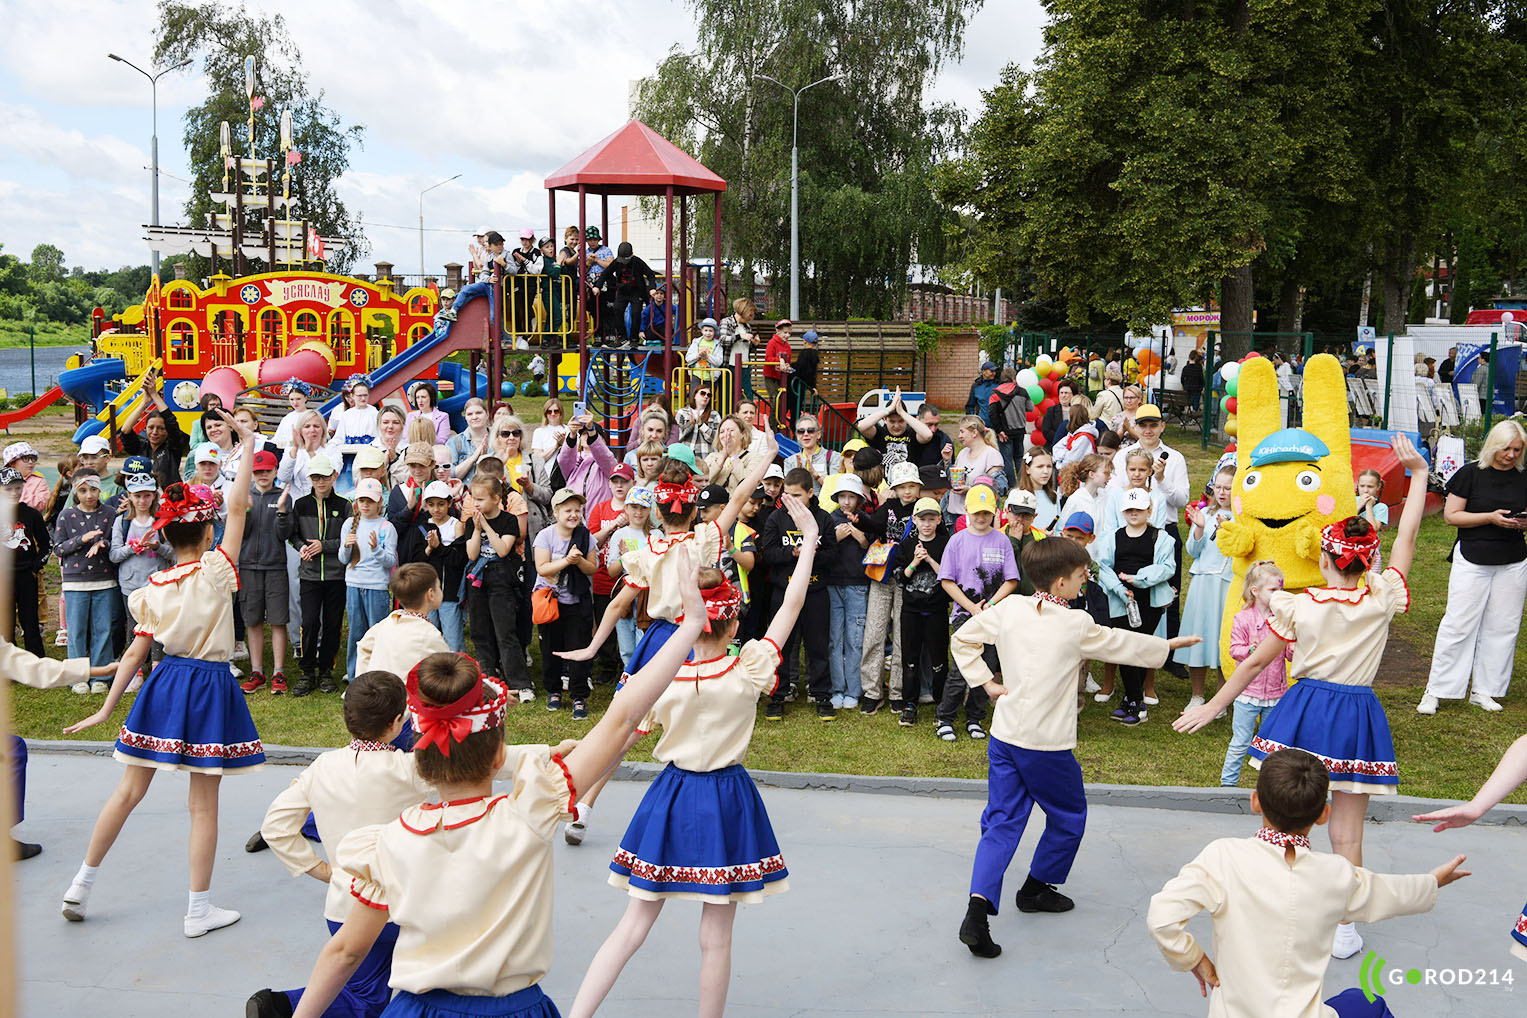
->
xmin=60 ymin=408 xmax=264 ymax=937
xmin=567 ymin=496 xmax=820 ymax=1018
xmin=289 ymin=565 xmax=711 ymax=1018
xmin=1177 ymin=434 xmax=1429 ymax=962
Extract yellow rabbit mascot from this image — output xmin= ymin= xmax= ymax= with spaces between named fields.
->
xmin=1214 ymin=353 xmax=1355 ymax=674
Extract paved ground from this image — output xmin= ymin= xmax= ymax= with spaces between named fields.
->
xmin=13 ymin=752 xmax=1524 ymax=1017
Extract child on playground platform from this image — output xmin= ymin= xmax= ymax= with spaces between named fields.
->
xmin=954 ymin=537 xmax=1199 ymax=959
xmin=338 ymin=478 xmax=398 ymax=685
xmin=1148 ymin=748 xmax=1466 ymax=1018
xmin=937 ymin=484 xmax=1017 ymax=742
xmin=1220 ymin=561 xmax=1292 ymax=787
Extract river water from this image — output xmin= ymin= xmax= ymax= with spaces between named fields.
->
xmin=0 ymin=345 xmax=91 ymax=397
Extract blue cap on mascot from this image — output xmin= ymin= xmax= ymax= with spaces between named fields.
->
xmin=1249 ymin=427 xmax=1330 ymax=467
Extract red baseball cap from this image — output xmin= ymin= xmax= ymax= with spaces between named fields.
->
xmin=776 ymin=318 xmax=792 ymax=329
xmin=252 ymin=450 xmax=278 ymax=471
xmin=610 ymin=463 xmax=636 ymax=480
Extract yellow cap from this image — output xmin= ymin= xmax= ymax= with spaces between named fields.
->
xmin=913 ymin=496 xmax=942 ymax=516
xmin=965 ymin=484 xmax=998 ymax=515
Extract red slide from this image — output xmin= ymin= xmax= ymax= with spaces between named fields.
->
xmin=0 ymin=385 xmax=65 ymax=430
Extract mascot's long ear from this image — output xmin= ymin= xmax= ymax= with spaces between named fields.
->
xmin=1300 ymin=354 xmax=1351 ymax=469
xmin=1236 ymin=357 xmax=1280 ymax=473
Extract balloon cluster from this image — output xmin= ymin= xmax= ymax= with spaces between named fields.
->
xmin=1015 ymin=348 xmax=1081 ymax=426
xmin=1216 ymin=350 xmax=1263 ymax=446
xmin=1130 ymin=336 xmax=1163 ymax=378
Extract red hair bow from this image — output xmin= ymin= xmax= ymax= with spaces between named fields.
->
xmin=404 ymin=654 xmax=507 ymax=757
xmin=654 ymin=479 xmax=697 ymax=514
xmin=152 ymin=487 xmax=217 ymax=531
xmin=1320 ymin=517 xmax=1380 ymax=572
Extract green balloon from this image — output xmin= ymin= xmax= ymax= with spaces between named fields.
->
xmin=1027 ymin=384 xmax=1045 ymax=404
xmin=1220 ymin=395 xmax=1231 ymax=414
xmin=1226 ymin=377 xmax=1238 ymax=397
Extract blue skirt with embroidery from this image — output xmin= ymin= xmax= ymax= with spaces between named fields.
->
xmin=383 ymin=985 xmax=558 ymax=1018
xmin=1247 ymin=678 xmax=1397 ymax=794
xmin=610 ymin=762 xmax=788 ymax=903
xmin=114 ymin=655 xmax=264 ymax=774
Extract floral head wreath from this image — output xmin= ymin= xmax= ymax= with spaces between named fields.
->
xmin=654 ymin=479 xmax=698 ymax=514
xmin=152 ymin=486 xmax=217 ymax=530
xmin=280 ymin=378 xmax=313 ymax=398
xmin=677 ymin=579 xmax=743 ymax=632
xmin=342 ymin=373 xmax=373 ymax=393
xmin=405 ymin=654 xmax=508 ymax=757
xmin=1320 ymin=517 xmax=1380 ymax=572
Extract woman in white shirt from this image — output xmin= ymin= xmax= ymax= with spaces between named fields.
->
xmin=529 ymin=399 xmax=567 ymax=460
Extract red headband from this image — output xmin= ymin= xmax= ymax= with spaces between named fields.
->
xmin=151 ymin=488 xmax=217 ymax=531
xmin=1320 ymin=518 xmax=1380 ymax=572
xmin=654 ymin=479 xmax=698 ymax=514
xmin=405 ymin=655 xmax=507 ymax=757
xmin=677 ymin=579 xmax=743 ymax=632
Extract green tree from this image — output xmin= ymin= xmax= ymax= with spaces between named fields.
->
xmin=633 ymin=0 xmax=978 ymax=318
xmin=28 ymin=243 xmax=65 ymax=285
xmin=155 ymin=0 xmax=366 ymax=276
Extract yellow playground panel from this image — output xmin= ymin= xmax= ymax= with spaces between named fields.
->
xmin=504 ymin=274 xmax=576 ymax=344
xmin=670 ymin=366 xmax=734 ymax=418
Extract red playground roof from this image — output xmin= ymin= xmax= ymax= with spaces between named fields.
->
xmin=544 ymin=120 xmax=726 ymax=196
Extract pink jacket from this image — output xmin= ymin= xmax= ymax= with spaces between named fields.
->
xmin=1230 ymin=604 xmax=1293 ymax=701
xmin=556 ymin=432 xmax=616 ymax=509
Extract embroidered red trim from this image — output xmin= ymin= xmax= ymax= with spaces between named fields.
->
xmin=216 ymin=545 xmax=241 ymax=591
xmin=132 ymin=626 xmax=155 ymax=638
xmin=349 ymin=878 xmax=389 ymax=911
xmin=1254 ymin=826 xmax=1310 ymax=850
xmin=1251 ymin=735 xmax=1399 ymax=778
xmin=611 ymin=848 xmax=786 ymax=886
xmin=398 ymin=795 xmax=508 ymax=835
xmin=1386 ymin=567 xmax=1411 ymax=613
xmin=551 ymin=752 xmax=577 ymax=814
xmin=116 ymin=726 xmax=263 ymax=760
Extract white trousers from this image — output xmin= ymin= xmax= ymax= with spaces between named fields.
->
xmin=1424 ymin=549 xmax=1527 ymax=700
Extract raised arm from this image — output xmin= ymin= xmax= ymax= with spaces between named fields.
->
xmin=217 ymin=409 xmax=257 ymax=562
xmin=717 ymin=419 xmax=778 ymax=534
xmin=1175 ymin=633 xmax=1287 ymax=733
xmin=1386 ymin=434 xmax=1429 ymax=579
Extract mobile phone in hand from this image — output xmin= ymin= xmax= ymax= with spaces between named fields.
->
xmin=573 ymin=401 xmax=588 ymax=419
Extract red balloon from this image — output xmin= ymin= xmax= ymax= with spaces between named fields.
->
xmin=1225 ymin=443 xmax=1237 ymax=453
xmin=1039 ymin=377 xmax=1058 ymax=397
xmin=1025 ymin=409 xmax=1041 ymax=424
xmin=1225 ymin=397 xmax=1238 ymax=414
xmin=1244 ymin=351 xmax=1262 ymax=360
xmin=1039 ymin=398 xmax=1057 ymax=412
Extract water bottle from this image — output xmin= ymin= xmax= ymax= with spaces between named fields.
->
xmin=1126 ymin=595 xmax=1142 ymax=629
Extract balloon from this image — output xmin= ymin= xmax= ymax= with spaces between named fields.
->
xmin=1220 ymin=361 xmax=1240 ymax=382
xmin=1039 ymin=398 xmax=1057 ymax=412
xmin=1225 ymin=396 xmax=1237 ymax=414
xmin=1040 ymin=377 xmax=1058 ymax=397
xmin=1244 ymin=351 xmax=1262 ymax=359
xmin=500 ymin=382 xmax=517 ymax=397
xmin=1226 ymin=377 xmax=1238 ymax=397
xmin=1221 ymin=395 xmax=1231 ymax=415
xmin=1016 ymin=369 xmax=1038 ymax=388
xmin=1025 ymin=409 xmax=1041 ymax=424
xmin=1224 ymin=418 xmax=1238 ymax=437
xmin=1224 ymin=442 xmax=1237 ymax=453
xmin=1026 ymin=384 xmax=1044 ymax=404
xmin=1502 ymin=311 xmax=1515 ymax=325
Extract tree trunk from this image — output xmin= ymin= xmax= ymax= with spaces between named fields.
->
xmin=1277 ymin=276 xmax=1301 ymax=336
xmin=1380 ymin=232 xmax=1414 ymax=336
xmin=1219 ymin=263 xmax=1255 ymax=361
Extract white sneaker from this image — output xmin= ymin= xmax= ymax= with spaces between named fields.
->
xmin=228 ymin=663 xmax=243 ymax=679
xmin=518 ymin=689 xmax=536 ymax=704
xmin=71 ymin=681 xmax=91 ymax=695
xmin=61 ymin=880 xmax=91 ymax=921
xmin=231 ymin=641 xmax=249 ymax=661
xmin=54 ymin=629 xmax=68 ymax=647
xmin=1331 ymin=922 xmax=1363 ymax=959
xmin=1143 ymin=695 xmax=1160 ymax=706
xmin=126 ymin=673 xmax=144 ymax=694
xmin=564 ymin=820 xmax=586 ymax=846
xmin=1186 ymin=695 xmax=1206 ymax=711
xmin=1415 ymin=694 xmax=1439 ymax=715
xmin=1470 ymin=692 xmax=1504 ymax=712
xmin=1093 ymin=690 xmax=1114 ymax=702
xmin=89 ymin=680 xmax=109 ymax=694
xmin=184 ymin=904 xmax=241 ymax=938
xmin=1084 ymin=676 xmax=1101 ymax=694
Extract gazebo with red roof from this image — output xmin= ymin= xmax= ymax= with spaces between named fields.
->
xmin=544 ymin=120 xmax=727 ymax=379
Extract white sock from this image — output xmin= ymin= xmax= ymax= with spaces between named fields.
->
xmin=187 ymin=889 xmax=210 ymax=918
xmin=574 ymin=801 xmax=593 ymax=824
xmin=72 ymin=863 xmax=98 ymax=888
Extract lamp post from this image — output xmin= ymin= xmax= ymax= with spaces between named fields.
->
xmin=757 ymin=72 xmax=843 ymax=321
xmin=419 ymin=174 xmax=462 ymax=280
xmin=108 ymin=54 xmax=192 ymax=281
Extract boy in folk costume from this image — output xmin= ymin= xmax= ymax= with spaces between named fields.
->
xmin=952 ymin=537 xmax=1199 ymax=957
xmin=1148 ymin=748 xmax=1468 ymax=1018
xmin=287 ymin=554 xmax=711 ymax=1018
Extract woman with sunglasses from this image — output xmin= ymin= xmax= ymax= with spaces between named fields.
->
xmin=781 ymin=414 xmax=843 ymax=495
xmin=531 ymin=399 xmax=568 ymax=459
xmin=490 ymin=412 xmax=550 ymax=499
xmin=676 ymin=386 xmax=720 ymax=459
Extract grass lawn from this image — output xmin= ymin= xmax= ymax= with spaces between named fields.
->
xmin=0 ymin=319 xmax=91 ymax=348
xmin=9 ymin=423 xmax=1526 ymax=806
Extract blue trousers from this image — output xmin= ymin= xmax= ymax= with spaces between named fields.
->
xmin=64 ymin=588 xmax=116 ymax=667
xmin=429 ymin=601 xmax=465 ymax=652
xmin=827 ymin=584 xmax=868 ymax=703
xmin=969 ymin=737 xmax=1088 ymax=911
xmin=284 ymin=919 xmax=399 ymax=1018
xmin=8 ymin=735 xmax=25 ymax=825
xmin=1221 ymin=699 xmax=1276 ymax=786
xmin=345 ymin=586 xmax=394 ymax=682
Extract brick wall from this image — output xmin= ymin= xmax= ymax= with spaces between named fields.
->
xmin=922 ymin=330 xmax=980 ymax=413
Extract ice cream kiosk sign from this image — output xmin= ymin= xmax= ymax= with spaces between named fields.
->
xmin=255 ymin=278 xmax=348 ymax=308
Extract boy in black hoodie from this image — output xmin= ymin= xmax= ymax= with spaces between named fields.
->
xmin=825 ymin=474 xmax=879 ymax=711
xmin=893 ymin=497 xmax=951 ymax=728
xmin=759 ymin=467 xmax=836 ymax=721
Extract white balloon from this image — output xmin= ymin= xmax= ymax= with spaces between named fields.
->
xmin=1502 ymin=312 xmax=1515 ymax=325
xmin=1016 ymin=369 xmax=1038 ymax=388
xmin=1220 ymin=361 xmax=1240 ymax=381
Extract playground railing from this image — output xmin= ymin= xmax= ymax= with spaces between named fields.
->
xmin=503 ymin=273 xmax=576 ymax=345
xmin=671 ymin=366 xmax=734 ymax=419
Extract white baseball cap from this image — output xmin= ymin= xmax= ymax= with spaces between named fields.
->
xmin=422 ymin=480 xmax=454 ymax=501
xmin=1005 ymin=488 xmax=1038 ymax=512
xmin=887 ymin=462 xmax=920 ymax=488
xmin=79 ymin=435 xmax=111 ymax=456
xmin=764 ymin=463 xmax=785 ymax=480
xmin=353 ymin=478 xmax=386 ymax=503
xmin=1121 ymin=487 xmax=1152 ymax=511
xmin=306 ymin=453 xmax=337 ymax=477
xmin=193 ymin=443 xmax=221 ymax=465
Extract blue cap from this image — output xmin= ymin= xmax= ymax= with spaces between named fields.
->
xmin=802 ymin=330 xmax=820 ymax=344
xmin=1250 ymin=428 xmax=1330 ymax=467
xmin=122 ymin=454 xmax=153 ymax=476
xmin=1062 ymin=511 xmax=1095 ymax=535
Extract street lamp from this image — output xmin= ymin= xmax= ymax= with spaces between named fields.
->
xmin=108 ymin=53 xmax=192 ymax=280
xmin=757 ymin=72 xmax=844 ymax=321
xmin=419 ymin=174 xmax=462 ymax=279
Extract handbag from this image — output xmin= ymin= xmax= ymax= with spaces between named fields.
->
xmin=862 ymin=540 xmax=893 ymax=581
xmin=531 ymin=586 xmax=560 ymax=624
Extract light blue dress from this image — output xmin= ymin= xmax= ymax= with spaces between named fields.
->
xmin=1174 ymin=510 xmax=1233 ymax=667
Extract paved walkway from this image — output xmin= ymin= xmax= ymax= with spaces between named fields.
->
xmin=14 ymin=753 xmax=1524 ymax=1017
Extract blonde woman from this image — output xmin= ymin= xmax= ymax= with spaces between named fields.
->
xmin=948 ymin=416 xmax=1005 ymax=516
xmin=707 ymin=414 xmax=757 ymax=491
xmin=1111 ymin=385 xmax=1144 ymax=439
xmin=1419 ymin=418 xmax=1527 ymax=715
xmin=531 ymin=398 xmax=568 ymax=458
xmin=490 ymin=412 xmax=546 ymax=496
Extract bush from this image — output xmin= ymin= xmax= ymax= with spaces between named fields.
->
xmin=0 ymin=396 xmax=13 ymax=411
xmin=12 ymin=392 xmax=34 ymax=406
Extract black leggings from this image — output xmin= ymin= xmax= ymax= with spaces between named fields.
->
xmin=299 ymin=579 xmax=345 ymax=678
xmin=537 ymin=609 xmax=593 ymax=699
xmin=13 ymin=569 xmax=43 ymax=658
xmin=899 ymin=609 xmax=948 ymax=706
xmin=1112 ymin=601 xmax=1165 ymax=703
xmin=470 ymin=575 xmax=530 ymax=692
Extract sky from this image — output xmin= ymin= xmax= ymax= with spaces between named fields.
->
xmin=0 ymin=0 xmax=1045 ymax=277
